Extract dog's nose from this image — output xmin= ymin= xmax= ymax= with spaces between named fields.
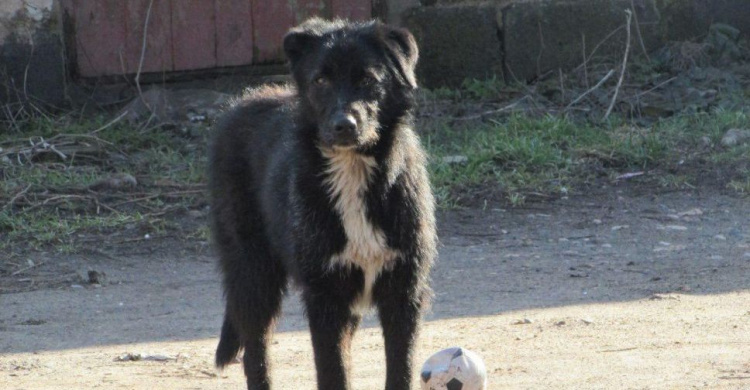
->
xmin=332 ymin=113 xmax=357 ymax=135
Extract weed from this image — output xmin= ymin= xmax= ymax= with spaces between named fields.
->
xmin=728 ymin=179 xmax=750 ymax=195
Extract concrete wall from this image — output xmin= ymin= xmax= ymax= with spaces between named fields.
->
xmin=0 ymin=0 xmax=413 ymax=111
xmin=0 ymin=0 xmax=66 ymax=109
xmin=404 ymin=0 xmax=750 ymax=88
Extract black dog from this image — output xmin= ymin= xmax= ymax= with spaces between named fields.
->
xmin=209 ymin=18 xmax=436 ymax=390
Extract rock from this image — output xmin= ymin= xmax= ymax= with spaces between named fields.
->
xmin=649 ymin=294 xmax=679 ymax=301
xmin=89 ymin=173 xmax=137 ymax=191
xmin=442 ymin=155 xmax=469 ymax=164
xmin=512 ymin=318 xmax=533 ymax=325
xmin=721 ymin=128 xmax=750 ymax=147
xmin=187 ymin=210 xmax=204 ymax=219
xmin=678 ymin=208 xmax=703 ymax=217
xmin=118 ymin=87 xmax=231 ymax=126
xmin=714 ymin=234 xmax=727 ymax=241
xmin=87 ymin=270 xmax=107 ymax=286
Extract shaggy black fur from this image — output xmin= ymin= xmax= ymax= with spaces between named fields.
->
xmin=209 ymin=18 xmax=436 ymax=390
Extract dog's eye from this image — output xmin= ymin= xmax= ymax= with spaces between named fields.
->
xmin=314 ymin=76 xmax=327 ymax=85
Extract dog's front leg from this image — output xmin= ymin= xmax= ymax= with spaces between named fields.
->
xmin=304 ymin=274 xmax=362 ymax=390
xmin=374 ymin=260 xmax=427 ymax=390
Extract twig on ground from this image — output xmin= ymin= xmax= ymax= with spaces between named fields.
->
xmin=4 ymin=184 xmax=33 ymax=212
xmin=536 ymin=20 xmax=546 ymax=77
xmin=633 ymin=76 xmax=678 ymax=99
xmin=135 ymin=0 xmax=155 ymax=110
xmin=91 ymin=111 xmax=128 ymax=134
xmin=453 ymin=97 xmax=529 ymax=121
xmin=109 ymin=190 xmax=204 ymax=208
xmin=565 ymin=69 xmax=616 ymax=111
xmin=11 ymin=259 xmax=46 ymax=276
xmin=581 ymin=33 xmax=590 ymax=89
xmin=575 ymin=25 xmax=626 ymax=75
xmin=603 ymin=10 xmax=633 ymax=122
xmin=559 ymin=68 xmax=566 ymax=101
xmin=630 ymin=0 xmax=652 ymax=63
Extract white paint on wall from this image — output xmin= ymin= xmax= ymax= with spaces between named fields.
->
xmin=0 ymin=0 xmax=55 ymax=43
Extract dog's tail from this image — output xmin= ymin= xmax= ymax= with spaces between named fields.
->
xmin=215 ymin=316 xmax=241 ymax=368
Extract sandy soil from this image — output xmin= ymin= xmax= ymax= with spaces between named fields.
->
xmin=1 ymin=187 xmax=749 ymax=389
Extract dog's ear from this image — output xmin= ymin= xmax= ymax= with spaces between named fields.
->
xmin=378 ymin=24 xmax=419 ymax=88
xmin=283 ymin=30 xmax=319 ymax=65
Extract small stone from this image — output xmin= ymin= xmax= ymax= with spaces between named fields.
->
xmin=442 ymin=155 xmax=468 ymax=164
xmin=71 ymin=284 xmax=84 ymax=289
xmin=115 ymin=353 xmax=142 ymax=362
xmin=611 ymin=225 xmax=629 ymax=231
xmin=659 ymin=241 xmax=671 ymax=246
xmin=581 ymin=318 xmax=594 ymax=325
xmin=593 ymin=219 xmax=602 ymax=225
xmin=88 ymin=270 xmax=107 ymax=285
xmin=513 ymin=318 xmax=533 ymax=325
xmin=187 ymin=210 xmax=204 ymax=219
xmin=649 ymin=294 xmax=679 ymax=300
xmin=678 ymin=208 xmax=703 ymax=217
xmin=721 ymin=128 xmax=750 ymax=147
xmin=666 ymin=225 xmax=688 ymax=231
xmin=89 ymin=173 xmax=138 ymax=191
xmin=555 ymin=321 xmax=566 ymax=326
xmin=714 ymin=234 xmax=727 ymax=241
xmin=601 ymin=243 xmax=613 ymax=248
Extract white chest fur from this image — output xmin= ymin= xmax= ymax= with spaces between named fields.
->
xmin=320 ymin=147 xmax=400 ymax=313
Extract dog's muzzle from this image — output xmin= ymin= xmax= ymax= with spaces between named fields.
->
xmin=329 ymin=113 xmax=359 ymax=147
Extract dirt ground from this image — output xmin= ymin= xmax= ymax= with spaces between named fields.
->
xmin=1 ymin=185 xmax=749 ymax=389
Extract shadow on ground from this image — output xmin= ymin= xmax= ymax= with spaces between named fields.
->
xmin=1 ymin=186 xmax=748 ymax=354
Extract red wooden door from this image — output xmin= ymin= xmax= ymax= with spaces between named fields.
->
xmin=61 ymin=0 xmax=374 ymax=78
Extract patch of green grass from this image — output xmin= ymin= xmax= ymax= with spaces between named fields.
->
xmin=658 ymin=174 xmax=694 ymax=189
xmin=1 ymin=114 xmax=209 ymax=254
xmin=728 ymin=178 xmax=750 ymax=194
xmin=424 ymin=108 xmax=750 ymax=207
xmin=461 ymin=76 xmax=506 ymax=100
xmin=0 ymin=209 xmax=146 ymax=252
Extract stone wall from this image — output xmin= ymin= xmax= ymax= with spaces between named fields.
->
xmin=0 ymin=0 xmax=65 ymax=109
xmin=404 ymin=0 xmax=750 ymax=88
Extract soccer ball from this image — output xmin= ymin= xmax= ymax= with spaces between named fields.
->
xmin=420 ymin=347 xmax=487 ymax=390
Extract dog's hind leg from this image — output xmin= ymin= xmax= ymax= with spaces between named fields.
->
xmin=215 ymin=242 xmax=286 ymax=390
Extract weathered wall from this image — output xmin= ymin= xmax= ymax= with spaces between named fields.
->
xmin=0 ymin=0 xmax=65 ymax=109
xmin=405 ymin=0 xmax=750 ymax=88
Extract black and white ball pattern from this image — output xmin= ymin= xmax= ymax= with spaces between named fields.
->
xmin=420 ymin=347 xmax=487 ymax=390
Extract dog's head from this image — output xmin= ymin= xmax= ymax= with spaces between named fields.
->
xmin=283 ymin=18 xmax=418 ymax=150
